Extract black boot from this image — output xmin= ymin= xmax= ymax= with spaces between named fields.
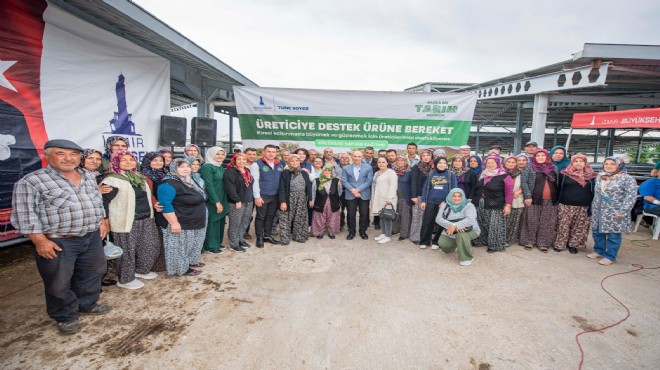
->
xmin=256 ymin=238 xmax=264 ymax=248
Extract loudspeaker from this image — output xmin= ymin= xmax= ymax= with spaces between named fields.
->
xmin=191 ymin=117 xmax=217 ymax=147
xmin=159 ymin=116 xmax=187 ymax=147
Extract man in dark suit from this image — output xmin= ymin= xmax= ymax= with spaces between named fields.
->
xmin=341 ymin=150 xmax=373 ymax=240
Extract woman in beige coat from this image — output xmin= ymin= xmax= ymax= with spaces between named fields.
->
xmin=371 ymin=157 xmax=398 ymax=244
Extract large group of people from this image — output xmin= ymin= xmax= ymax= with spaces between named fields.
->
xmin=11 ymin=135 xmax=651 ymax=334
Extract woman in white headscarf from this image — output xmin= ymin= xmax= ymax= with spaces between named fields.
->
xmin=199 ymin=147 xmax=229 ymax=254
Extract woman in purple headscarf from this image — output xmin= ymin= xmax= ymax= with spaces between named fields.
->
xmin=471 ymin=155 xmax=513 ymax=253
xmin=519 ymin=148 xmax=559 ymax=252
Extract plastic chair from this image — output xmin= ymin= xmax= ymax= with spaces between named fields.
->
xmin=634 ymin=211 xmax=660 ymax=240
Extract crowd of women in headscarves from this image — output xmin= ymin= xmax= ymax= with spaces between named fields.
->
xmin=78 ymin=136 xmax=235 ymax=289
xmin=81 ymin=137 xmax=638 ymax=287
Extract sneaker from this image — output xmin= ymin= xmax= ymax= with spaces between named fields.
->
xmin=116 ymin=279 xmax=144 ymax=290
xmin=378 ymin=237 xmax=391 ymax=244
xmin=374 ymin=234 xmax=386 ymax=241
xmin=430 ymin=244 xmax=439 ymax=250
xmin=419 ymin=243 xmax=428 ymax=249
xmin=80 ymin=304 xmax=112 ymax=315
xmin=231 ymin=245 xmax=246 ymax=253
xmin=135 ymin=272 xmax=158 ymax=280
xmin=57 ymin=320 xmax=81 ymax=335
xmin=459 ymin=258 xmax=474 ymax=266
xmin=586 ymin=252 xmax=602 ymax=259
xmin=598 ymin=258 xmax=614 ymax=266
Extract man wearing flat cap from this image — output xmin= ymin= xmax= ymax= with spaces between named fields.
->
xmin=525 ymin=141 xmax=539 ymax=161
xmin=11 ymin=139 xmax=111 ymax=335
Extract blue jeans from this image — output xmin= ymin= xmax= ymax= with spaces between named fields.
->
xmin=34 ymin=230 xmax=106 ymax=323
xmin=592 ymin=231 xmax=622 ymax=261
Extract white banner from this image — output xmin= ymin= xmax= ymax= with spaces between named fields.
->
xmin=41 ymin=4 xmax=170 ymax=160
xmin=234 ymin=86 xmax=477 ymax=150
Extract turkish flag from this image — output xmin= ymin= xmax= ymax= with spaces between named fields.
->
xmin=0 ymin=0 xmax=48 ymax=239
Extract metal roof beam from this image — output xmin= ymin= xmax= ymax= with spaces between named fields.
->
xmin=548 ymin=94 xmax=660 ymax=106
xmin=462 ymin=63 xmax=610 ymax=100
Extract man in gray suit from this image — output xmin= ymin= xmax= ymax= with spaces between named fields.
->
xmin=341 ymin=150 xmax=373 ymax=240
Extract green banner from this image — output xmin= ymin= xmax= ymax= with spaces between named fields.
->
xmin=238 ymin=114 xmax=471 ymax=147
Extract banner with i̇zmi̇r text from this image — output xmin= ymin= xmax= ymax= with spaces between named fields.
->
xmin=233 ymin=86 xmax=477 ymax=150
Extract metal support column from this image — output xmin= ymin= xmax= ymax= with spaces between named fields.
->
xmin=513 ymin=102 xmax=523 ymax=154
xmin=530 ymin=94 xmax=548 ymax=148
xmin=605 ymin=129 xmax=615 ymax=157
xmin=594 ymin=129 xmax=601 ymax=163
xmin=229 ymin=115 xmax=235 ymax=153
xmin=475 ymin=125 xmax=481 ymax=156
xmin=636 ymin=129 xmax=646 ymax=163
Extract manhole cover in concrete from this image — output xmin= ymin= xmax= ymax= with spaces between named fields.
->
xmin=279 ymin=252 xmax=337 ymax=273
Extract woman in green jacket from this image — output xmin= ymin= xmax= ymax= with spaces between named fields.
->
xmin=199 ymin=147 xmax=229 ymax=253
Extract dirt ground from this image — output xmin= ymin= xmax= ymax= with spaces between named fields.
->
xmin=1 ymin=225 xmax=659 ymax=370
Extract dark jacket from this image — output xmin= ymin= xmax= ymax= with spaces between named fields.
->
xmin=474 ymin=173 xmax=509 ymax=210
xmin=458 ymin=169 xmax=478 ymax=201
xmin=557 ymin=174 xmax=594 ymax=207
xmin=397 ymin=171 xmax=414 ymax=206
xmin=278 ymin=170 xmax=312 ymax=210
xmin=313 ymin=178 xmax=341 ymax=212
xmin=224 ymin=167 xmax=254 ymax=204
xmin=410 ymin=166 xmax=429 ymax=199
xmin=531 ymin=172 xmax=558 ymax=205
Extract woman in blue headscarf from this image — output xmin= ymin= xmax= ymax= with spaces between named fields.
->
xmin=550 ymin=145 xmax=571 ymax=172
xmin=435 ymin=188 xmax=480 ymax=266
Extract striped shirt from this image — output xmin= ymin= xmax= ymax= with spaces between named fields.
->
xmin=11 ymin=166 xmax=105 ymax=235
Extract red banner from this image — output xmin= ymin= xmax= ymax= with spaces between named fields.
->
xmin=571 ymin=108 xmax=660 ymax=129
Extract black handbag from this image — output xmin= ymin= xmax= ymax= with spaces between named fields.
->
xmin=378 ymin=204 xmax=398 ymax=221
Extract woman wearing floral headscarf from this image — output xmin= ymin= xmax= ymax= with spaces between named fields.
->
xmin=185 ymin=144 xmax=205 ymax=165
xmin=140 ymin=151 xmax=168 ymax=271
xmin=224 ymin=153 xmax=254 ymax=252
xmin=199 ymin=147 xmax=229 ymax=254
xmin=435 ymin=188 xmax=480 ymax=265
xmin=588 ymin=157 xmax=637 ymax=265
xmin=519 ymin=148 xmax=559 ymax=252
xmin=186 ymin=156 xmax=205 ymax=189
xmin=503 ymin=155 xmax=525 ymax=245
xmin=102 ymin=150 xmax=162 ymax=289
xmin=450 ymin=155 xmax=477 ymax=202
xmin=553 ymin=153 xmax=597 ymax=254
xmin=101 ymin=135 xmax=129 ymax=173
xmin=80 ymin=148 xmax=104 ymax=184
xmin=409 ymin=149 xmax=434 ymax=244
xmin=278 ymin=154 xmax=313 ymax=244
xmin=158 ymin=159 xmax=208 ymax=276
xmin=472 ymin=155 xmax=513 ymax=253
xmin=158 ymin=149 xmax=174 ymax=173
xmin=311 ymin=165 xmax=342 ymax=239
xmin=392 ymin=156 xmax=413 ymax=240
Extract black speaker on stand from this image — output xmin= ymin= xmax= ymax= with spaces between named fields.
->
xmin=191 ymin=117 xmax=217 ymax=148
xmin=159 ymin=116 xmax=187 ymax=147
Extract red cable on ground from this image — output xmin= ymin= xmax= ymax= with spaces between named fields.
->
xmin=576 ymin=264 xmax=660 ymax=370
xmin=0 ymin=280 xmax=42 ymax=299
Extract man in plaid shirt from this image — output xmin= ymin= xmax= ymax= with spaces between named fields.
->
xmin=11 ymin=139 xmax=111 ymax=334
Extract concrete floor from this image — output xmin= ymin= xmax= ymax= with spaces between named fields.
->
xmin=1 ymin=228 xmax=659 ymax=370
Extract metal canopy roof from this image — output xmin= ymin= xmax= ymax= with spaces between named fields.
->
xmin=50 ymin=0 xmax=257 ymax=113
xmin=406 ymin=44 xmax=660 ymax=155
